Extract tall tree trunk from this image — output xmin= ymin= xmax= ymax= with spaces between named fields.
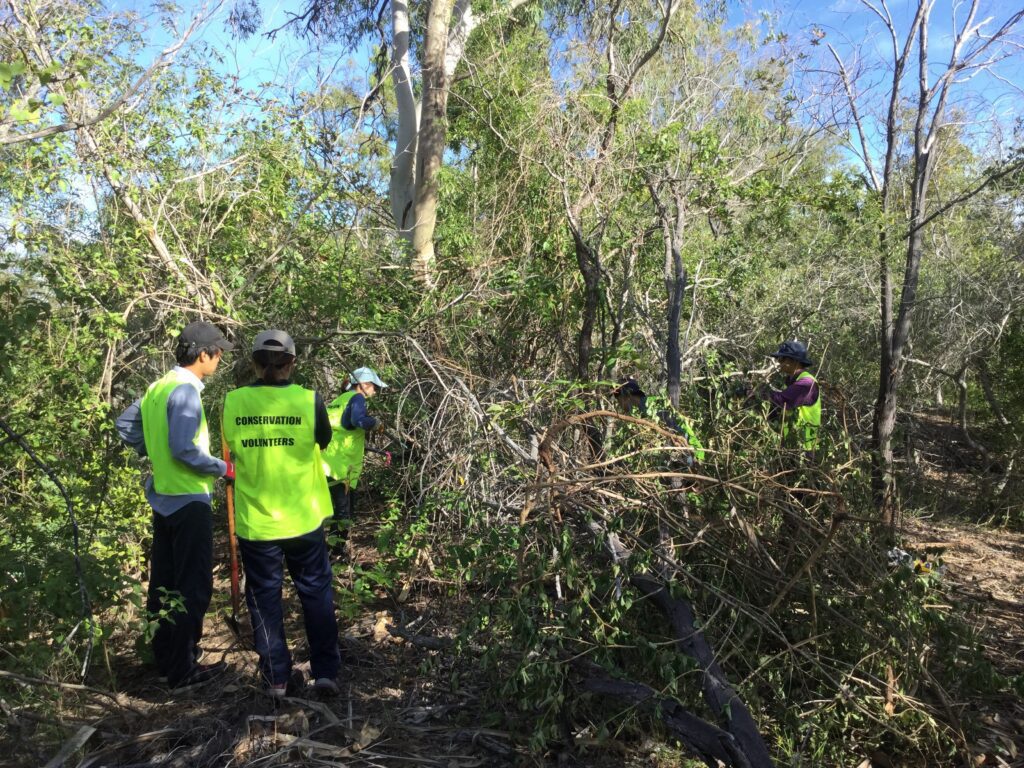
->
xmin=574 ymin=231 xmax=602 ymax=380
xmin=873 ymin=170 xmax=932 ymax=533
xmin=409 ymin=0 xmax=455 ymax=290
xmin=387 ymin=0 xmax=533 ymax=290
xmin=389 ymin=0 xmax=418 ymax=240
xmin=838 ymin=0 xmax=1022 ymax=531
xmin=664 ymin=198 xmax=686 ymax=409
xmin=869 ymin=0 xmax=928 ymax=532
xmin=873 ymin=242 xmax=897 ymax=527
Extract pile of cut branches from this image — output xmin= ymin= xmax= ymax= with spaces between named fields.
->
xmin=333 ymin=339 xmax=1010 ymax=766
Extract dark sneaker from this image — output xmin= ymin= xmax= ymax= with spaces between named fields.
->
xmin=169 ymin=661 xmax=227 ymax=690
xmin=158 ymin=646 xmax=203 ymax=684
xmin=314 ymin=677 xmax=340 ymax=698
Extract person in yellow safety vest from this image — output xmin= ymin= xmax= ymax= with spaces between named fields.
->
xmin=321 ymin=367 xmax=388 ymax=554
xmin=611 ymin=378 xmax=705 ymax=466
xmin=222 ymin=329 xmax=341 ymax=699
xmin=758 ymin=339 xmax=821 ymax=456
xmin=115 ymin=321 xmax=233 ymax=690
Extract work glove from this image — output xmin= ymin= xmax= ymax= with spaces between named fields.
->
xmin=224 ymin=461 xmax=235 ymax=484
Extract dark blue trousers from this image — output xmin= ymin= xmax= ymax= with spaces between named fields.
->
xmin=328 ymin=481 xmax=355 ymax=539
xmin=147 ymin=502 xmax=213 ymax=686
xmin=238 ymin=528 xmax=340 ymax=685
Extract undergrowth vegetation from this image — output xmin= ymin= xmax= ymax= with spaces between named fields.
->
xmin=2 ymin=0 xmax=1023 ymax=764
xmin=351 ymin=363 xmax=1018 ymax=764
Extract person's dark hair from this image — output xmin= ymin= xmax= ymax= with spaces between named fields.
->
xmin=253 ymin=349 xmax=295 ymax=384
xmin=175 ymin=340 xmax=222 ymax=366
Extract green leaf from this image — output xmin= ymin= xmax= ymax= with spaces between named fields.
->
xmin=9 ymin=101 xmax=41 ymax=123
xmin=1 ymin=60 xmax=27 ymax=77
xmin=48 ymin=93 xmax=65 ymax=106
xmin=38 ymin=63 xmax=61 ymax=85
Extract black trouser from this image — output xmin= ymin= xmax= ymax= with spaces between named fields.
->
xmin=328 ymin=481 xmax=355 ymax=541
xmin=147 ymin=501 xmax=213 ymax=686
xmin=238 ymin=529 xmax=340 ymax=685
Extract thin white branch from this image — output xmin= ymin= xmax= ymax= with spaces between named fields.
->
xmin=0 ymin=4 xmax=212 ymax=145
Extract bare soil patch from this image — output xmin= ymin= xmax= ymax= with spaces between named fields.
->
xmin=905 ymin=516 xmax=1024 ymax=767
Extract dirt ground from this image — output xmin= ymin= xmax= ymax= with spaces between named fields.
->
xmin=7 ymin=546 xmax=532 ymax=768
xmin=5 ymin=505 xmax=1023 ymax=768
xmin=904 ymin=516 xmax=1024 ymax=768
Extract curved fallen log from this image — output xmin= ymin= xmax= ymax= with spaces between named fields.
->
xmin=631 ymin=575 xmax=776 ymax=768
xmin=581 ymin=676 xmax=753 ymax=768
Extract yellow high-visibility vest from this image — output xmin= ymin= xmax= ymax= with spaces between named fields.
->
xmin=140 ymin=369 xmax=214 ymax=496
xmin=782 ymin=371 xmax=821 ymax=451
xmin=320 ymin=390 xmax=367 ymax=490
xmin=224 ymin=384 xmax=331 ymax=540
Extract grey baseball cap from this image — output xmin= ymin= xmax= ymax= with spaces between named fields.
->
xmin=179 ymin=321 xmax=234 ymax=351
xmin=350 ymin=367 xmax=387 ymax=389
xmin=252 ymin=329 xmax=296 ymax=356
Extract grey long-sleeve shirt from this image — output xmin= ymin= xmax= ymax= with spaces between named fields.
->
xmin=116 ymin=366 xmax=226 ymax=516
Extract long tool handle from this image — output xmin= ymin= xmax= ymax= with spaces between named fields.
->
xmin=221 ymin=433 xmax=241 ymax=621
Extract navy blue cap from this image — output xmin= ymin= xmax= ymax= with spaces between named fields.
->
xmin=770 ymin=340 xmax=813 ymax=366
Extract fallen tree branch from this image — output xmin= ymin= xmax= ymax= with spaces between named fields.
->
xmin=631 ymin=575 xmax=776 ymax=768
xmin=538 ymin=409 xmax=690 ymax=473
xmin=385 ymin=623 xmax=454 ymax=650
xmin=75 ymin=729 xmax=181 ymax=768
xmin=581 ymin=675 xmax=753 ymax=768
xmin=42 ymin=725 xmax=95 ymax=768
xmin=0 ymin=670 xmax=142 ymax=715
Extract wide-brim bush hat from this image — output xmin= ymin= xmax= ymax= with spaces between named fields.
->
xmin=769 ymin=340 xmax=813 ymax=367
xmin=350 ymin=367 xmax=387 ymax=389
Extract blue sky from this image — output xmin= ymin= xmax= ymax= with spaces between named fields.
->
xmin=754 ymin=0 xmax=1022 ymax=108
xmin=728 ymin=0 xmax=1023 ymax=162
xmin=113 ymin=0 xmax=372 ymax=97
xmin=112 ymin=0 xmax=1023 ymax=158
xmin=125 ymin=0 xmax=1022 ymax=96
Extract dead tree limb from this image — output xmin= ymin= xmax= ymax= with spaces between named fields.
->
xmin=581 ymin=676 xmax=753 ymax=768
xmin=385 ymin=623 xmax=453 ymax=650
xmin=631 ymin=575 xmax=776 ymax=768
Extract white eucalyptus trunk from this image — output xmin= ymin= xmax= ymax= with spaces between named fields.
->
xmin=387 ymin=0 xmax=529 ymax=289
xmin=389 ymin=0 xmax=418 ymax=240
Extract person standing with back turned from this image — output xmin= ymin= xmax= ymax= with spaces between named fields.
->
xmin=222 ymin=330 xmax=341 ymax=697
xmin=115 ymin=321 xmax=233 ymax=689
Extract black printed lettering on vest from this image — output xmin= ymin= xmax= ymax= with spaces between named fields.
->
xmin=234 ymin=416 xmax=303 ymax=426
xmin=240 ymin=437 xmax=297 ymax=448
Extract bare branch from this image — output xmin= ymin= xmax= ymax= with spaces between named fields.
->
xmin=0 ymin=3 xmax=212 ymax=145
